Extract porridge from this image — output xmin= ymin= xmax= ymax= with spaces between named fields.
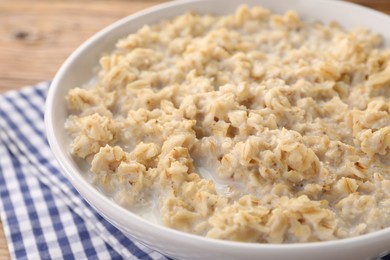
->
xmin=65 ymin=5 xmax=390 ymax=243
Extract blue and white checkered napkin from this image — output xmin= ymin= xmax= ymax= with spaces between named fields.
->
xmin=0 ymin=82 xmax=168 ymax=260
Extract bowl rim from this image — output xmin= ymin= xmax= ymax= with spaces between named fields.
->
xmin=45 ymin=0 xmax=390 ymax=252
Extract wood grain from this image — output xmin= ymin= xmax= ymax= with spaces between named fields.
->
xmin=348 ymin=0 xmax=390 ymax=13
xmin=0 ymin=1 xmax=388 ymax=259
xmin=0 ymin=0 xmax=166 ymax=92
xmin=0 ymin=221 xmax=8 ymax=260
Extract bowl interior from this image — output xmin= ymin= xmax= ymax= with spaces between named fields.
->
xmin=45 ymin=0 xmax=390 ymax=259
xmin=48 ymin=0 xmax=390 ymax=186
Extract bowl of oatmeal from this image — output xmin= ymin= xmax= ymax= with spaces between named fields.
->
xmin=45 ymin=0 xmax=390 ymax=259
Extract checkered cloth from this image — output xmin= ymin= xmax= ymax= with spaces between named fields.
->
xmin=0 ymin=82 xmax=168 ymax=259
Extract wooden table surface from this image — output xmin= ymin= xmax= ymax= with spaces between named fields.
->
xmin=0 ymin=0 xmax=389 ymax=259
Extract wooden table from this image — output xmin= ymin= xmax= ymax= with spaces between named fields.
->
xmin=0 ymin=0 xmax=389 ymax=259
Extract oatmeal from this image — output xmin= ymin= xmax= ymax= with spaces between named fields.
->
xmin=65 ymin=5 xmax=390 ymax=243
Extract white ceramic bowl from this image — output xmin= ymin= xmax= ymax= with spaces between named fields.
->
xmin=45 ymin=0 xmax=390 ymax=259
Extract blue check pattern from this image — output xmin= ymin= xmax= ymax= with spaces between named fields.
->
xmin=0 ymin=82 xmax=168 ymax=260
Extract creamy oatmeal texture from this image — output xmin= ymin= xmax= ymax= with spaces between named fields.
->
xmin=65 ymin=5 xmax=390 ymax=243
